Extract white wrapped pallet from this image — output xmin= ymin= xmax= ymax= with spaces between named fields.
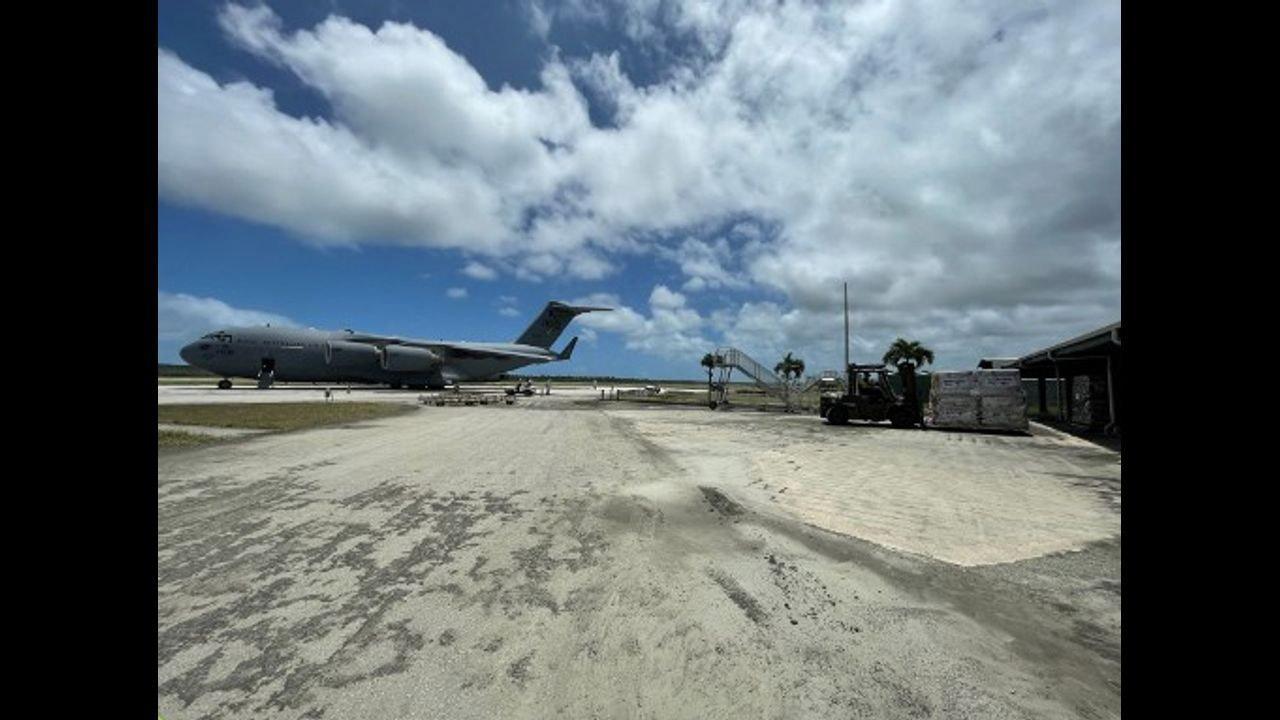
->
xmin=1070 ymin=375 xmax=1108 ymax=430
xmin=933 ymin=403 xmax=980 ymax=419
xmin=930 ymin=413 xmax=979 ymax=427
xmin=933 ymin=371 xmax=977 ymax=395
xmin=928 ymin=369 xmax=1026 ymax=431
xmin=976 ymin=369 xmax=1022 ymax=395
xmin=976 ymin=371 xmax=1027 ymax=430
xmin=980 ymin=396 xmax=1025 ymax=412
xmin=932 ymin=395 xmax=980 ymax=411
xmin=978 ymin=396 xmax=1028 ymax=431
xmin=926 ymin=394 xmax=980 ymax=428
xmin=927 ymin=373 xmax=978 ymax=428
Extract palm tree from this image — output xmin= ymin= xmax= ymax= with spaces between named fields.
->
xmin=702 ymin=352 xmax=727 ymax=405
xmin=772 ymin=352 xmax=806 ymax=412
xmin=700 ymin=352 xmax=718 ymax=385
xmin=882 ymin=338 xmax=935 ymax=369
xmin=774 ymin=352 xmax=805 ymax=381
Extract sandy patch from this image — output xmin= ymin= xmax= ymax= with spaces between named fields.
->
xmin=748 ymin=438 xmax=1119 ymax=566
xmin=613 ymin=410 xmax=1120 ymax=566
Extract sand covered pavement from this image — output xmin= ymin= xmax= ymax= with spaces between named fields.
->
xmin=159 ymin=397 xmax=1120 ymax=719
xmin=611 ymin=407 xmax=1120 ymax=566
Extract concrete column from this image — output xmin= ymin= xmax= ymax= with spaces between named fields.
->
xmin=1054 ymin=364 xmax=1063 ymax=421
xmin=1063 ymin=375 xmax=1074 ymax=423
xmin=1105 ymin=355 xmax=1117 ymax=434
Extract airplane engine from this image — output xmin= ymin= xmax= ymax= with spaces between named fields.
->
xmin=325 ymin=340 xmax=380 ymax=368
xmin=380 ymin=345 xmax=442 ymax=373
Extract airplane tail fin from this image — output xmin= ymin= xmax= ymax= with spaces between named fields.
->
xmin=516 ymin=301 xmax=610 ymax=349
xmin=557 ymin=336 xmax=579 ymax=361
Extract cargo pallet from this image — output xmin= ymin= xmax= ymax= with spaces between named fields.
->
xmin=924 ymin=369 xmax=1028 ymax=433
xmin=923 ymin=420 xmax=1028 ymax=433
xmin=419 ymin=392 xmax=515 ymax=407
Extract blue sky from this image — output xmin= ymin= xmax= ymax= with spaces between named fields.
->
xmin=158 ymin=1 xmax=1121 ymax=379
xmin=158 ymin=202 xmax=744 ymax=379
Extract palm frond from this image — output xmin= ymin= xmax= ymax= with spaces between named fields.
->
xmin=883 ymin=337 xmax=935 ymax=368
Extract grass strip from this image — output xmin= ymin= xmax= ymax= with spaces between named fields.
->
xmin=157 ymin=402 xmax=414 ymax=432
xmin=158 ymin=429 xmax=226 ymax=448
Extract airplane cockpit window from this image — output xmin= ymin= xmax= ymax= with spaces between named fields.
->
xmin=201 ymin=332 xmax=234 ymax=343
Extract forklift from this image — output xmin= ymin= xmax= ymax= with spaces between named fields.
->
xmin=819 ymin=281 xmax=922 ymax=428
xmin=819 ymin=362 xmax=922 ymax=428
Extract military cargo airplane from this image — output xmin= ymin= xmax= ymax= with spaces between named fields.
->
xmin=179 ymin=301 xmax=610 ymax=390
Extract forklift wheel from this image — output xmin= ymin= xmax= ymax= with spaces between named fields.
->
xmin=825 ymin=405 xmax=849 ymax=425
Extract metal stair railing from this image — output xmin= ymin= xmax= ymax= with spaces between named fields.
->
xmin=713 ymin=347 xmax=784 ymax=396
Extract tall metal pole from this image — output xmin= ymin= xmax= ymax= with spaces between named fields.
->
xmin=844 ymin=281 xmax=851 ymax=398
xmin=844 ymin=281 xmax=850 ymax=370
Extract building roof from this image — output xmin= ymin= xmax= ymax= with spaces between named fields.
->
xmin=1014 ymin=321 xmax=1121 ymax=372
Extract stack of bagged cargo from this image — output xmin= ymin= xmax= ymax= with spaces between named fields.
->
xmin=977 ymin=370 xmax=1028 ymax=430
xmin=1070 ymin=374 xmax=1108 ymax=431
xmin=927 ymin=372 xmax=981 ymax=427
xmin=926 ymin=369 xmax=1028 ymax=431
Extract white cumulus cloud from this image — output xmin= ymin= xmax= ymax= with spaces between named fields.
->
xmin=158 ymin=291 xmax=296 ymax=342
xmin=462 ymin=261 xmax=499 ymax=280
xmin=573 ymin=286 xmax=709 ymax=359
xmin=158 ymin=1 xmax=1120 ymax=367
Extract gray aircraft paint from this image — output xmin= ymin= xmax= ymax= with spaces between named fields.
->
xmin=179 ymin=301 xmax=609 ymax=389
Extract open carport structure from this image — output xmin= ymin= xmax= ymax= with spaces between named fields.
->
xmin=1014 ymin=321 xmax=1122 ymax=434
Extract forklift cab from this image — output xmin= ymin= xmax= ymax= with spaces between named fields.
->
xmin=820 ymin=363 xmax=921 ymax=428
xmin=856 ymin=371 xmax=891 ymax=400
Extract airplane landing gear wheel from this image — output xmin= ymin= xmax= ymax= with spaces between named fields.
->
xmin=217 ymin=379 xmax=232 ymax=390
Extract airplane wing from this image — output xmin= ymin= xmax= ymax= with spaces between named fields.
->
xmin=423 ymin=343 xmax=554 ymax=362
xmin=346 ymin=335 xmax=555 ymax=362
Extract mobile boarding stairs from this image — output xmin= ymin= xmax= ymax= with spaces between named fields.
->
xmin=708 ymin=347 xmax=790 ymax=409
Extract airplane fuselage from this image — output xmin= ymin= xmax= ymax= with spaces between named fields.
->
xmin=179 ymin=325 xmax=564 ymax=389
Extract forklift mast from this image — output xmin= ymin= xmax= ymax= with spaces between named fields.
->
xmin=899 ymin=363 xmax=919 ymax=410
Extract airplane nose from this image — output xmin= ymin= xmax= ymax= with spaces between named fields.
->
xmin=179 ymin=343 xmax=196 ymax=364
